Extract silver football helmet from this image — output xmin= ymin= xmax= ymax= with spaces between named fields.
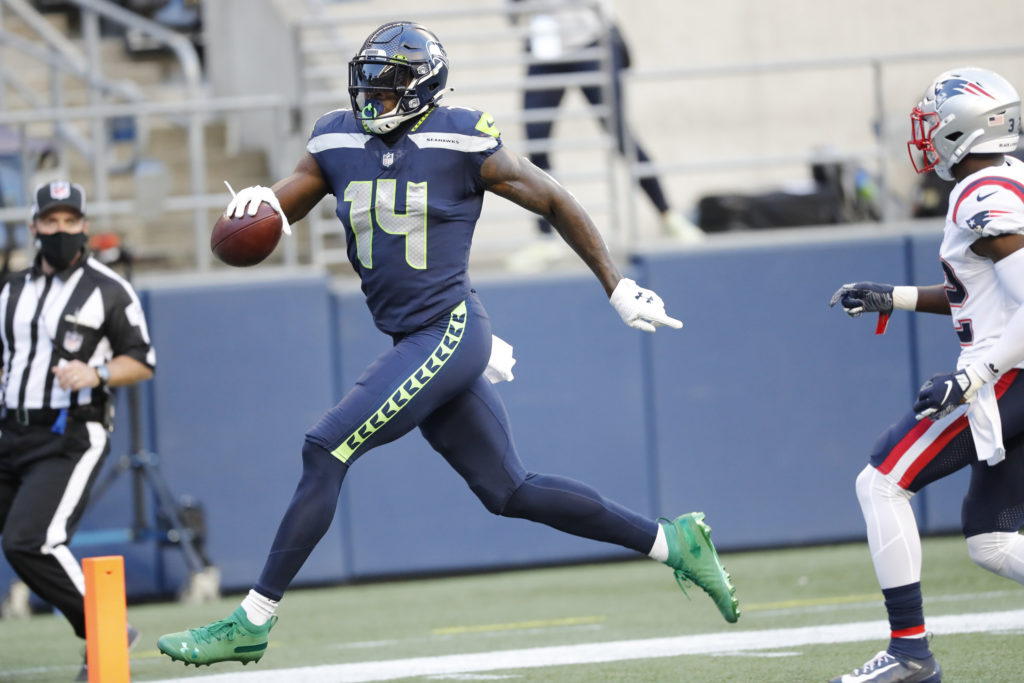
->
xmin=908 ymin=67 xmax=1021 ymax=181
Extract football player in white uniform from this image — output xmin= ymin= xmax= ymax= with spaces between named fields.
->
xmin=829 ymin=67 xmax=1024 ymax=683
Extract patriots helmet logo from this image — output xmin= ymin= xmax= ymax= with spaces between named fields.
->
xmin=934 ymin=78 xmax=996 ymax=108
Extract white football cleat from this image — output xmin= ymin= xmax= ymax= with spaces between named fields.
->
xmin=829 ymin=650 xmax=942 ymax=683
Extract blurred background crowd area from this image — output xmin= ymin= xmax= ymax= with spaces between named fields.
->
xmin=2 ymin=0 xmax=1024 ymax=277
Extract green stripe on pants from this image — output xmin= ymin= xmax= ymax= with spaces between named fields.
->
xmin=332 ymin=301 xmax=467 ymax=463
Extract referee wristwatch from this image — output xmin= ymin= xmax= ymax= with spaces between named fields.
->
xmin=95 ymin=364 xmax=110 ymax=388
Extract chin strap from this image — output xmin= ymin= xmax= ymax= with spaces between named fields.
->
xmin=363 ymin=107 xmax=423 ymax=135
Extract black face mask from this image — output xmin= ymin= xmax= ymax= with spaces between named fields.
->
xmin=37 ymin=232 xmax=87 ymax=271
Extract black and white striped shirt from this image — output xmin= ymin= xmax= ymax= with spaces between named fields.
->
xmin=0 ymin=253 xmax=155 ymax=410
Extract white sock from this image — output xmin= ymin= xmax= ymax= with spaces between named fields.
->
xmin=648 ymin=522 xmax=669 ymax=563
xmin=240 ymin=589 xmax=279 ymax=626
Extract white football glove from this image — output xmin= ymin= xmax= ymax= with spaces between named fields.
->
xmin=609 ymin=278 xmax=683 ymax=333
xmin=224 ymin=181 xmax=292 ymax=235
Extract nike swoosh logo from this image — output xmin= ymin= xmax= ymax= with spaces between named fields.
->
xmin=978 ymin=190 xmax=997 ymax=201
xmin=941 ymin=379 xmax=954 ymax=404
xmin=848 ymin=661 xmax=902 ymax=681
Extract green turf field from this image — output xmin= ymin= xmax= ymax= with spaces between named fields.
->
xmin=2 ymin=535 xmax=1022 ymax=682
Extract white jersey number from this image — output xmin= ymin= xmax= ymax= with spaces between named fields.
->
xmin=344 ymin=179 xmax=428 ymax=270
xmin=942 ymin=259 xmax=974 ymax=345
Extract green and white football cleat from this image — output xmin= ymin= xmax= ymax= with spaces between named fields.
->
xmin=157 ymin=607 xmax=276 ymax=666
xmin=661 ymin=512 xmax=740 ymax=623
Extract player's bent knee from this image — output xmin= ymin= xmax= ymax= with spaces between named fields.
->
xmin=855 ymin=465 xmax=908 ymax=507
xmin=460 ymin=469 xmax=525 ymax=516
xmin=299 ymin=438 xmax=349 ymax=486
xmin=472 ymin=482 xmax=515 ymax=516
xmin=967 ymin=532 xmax=1012 ymax=575
xmin=496 ymin=474 xmax=545 ymax=519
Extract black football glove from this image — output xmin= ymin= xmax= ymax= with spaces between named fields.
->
xmin=913 ymin=368 xmax=985 ymax=421
xmin=828 ymin=282 xmax=894 ymax=318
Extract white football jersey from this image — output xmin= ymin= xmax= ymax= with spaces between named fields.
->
xmin=940 ymin=156 xmax=1024 ymax=370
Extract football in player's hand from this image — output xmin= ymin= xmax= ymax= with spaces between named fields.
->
xmin=210 ymin=202 xmax=283 ymax=267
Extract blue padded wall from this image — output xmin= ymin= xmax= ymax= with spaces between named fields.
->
xmin=138 ymin=273 xmax=343 ymax=594
xmin=1 ymin=231 xmax=987 ymax=602
xmin=637 ymin=238 xmax=917 ymax=548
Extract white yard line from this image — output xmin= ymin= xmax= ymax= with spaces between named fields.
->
xmin=148 ymin=608 xmax=1024 ymax=683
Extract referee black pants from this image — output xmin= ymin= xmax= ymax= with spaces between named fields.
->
xmin=0 ymin=417 xmax=109 ymax=638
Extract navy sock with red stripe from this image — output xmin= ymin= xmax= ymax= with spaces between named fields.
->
xmin=883 ymin=582 xmax=931 ymax=659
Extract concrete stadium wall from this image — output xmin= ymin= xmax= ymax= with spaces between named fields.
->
xmin=1 ymin=228 xmax=974 ymax=601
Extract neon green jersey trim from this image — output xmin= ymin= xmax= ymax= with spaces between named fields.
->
xmin=332 ymin=301 xmax=468 ymax=463
xmin=475 ymin=112 xmax=500 ymax=138
xmin=410 ymin=107 xmax=435 ymax=132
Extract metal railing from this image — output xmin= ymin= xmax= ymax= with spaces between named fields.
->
xmin=620 ymin=44 xmax=1024 ymax=239
xmin=5 ymin=1 xmax=1024 ymax=272
xmin=0 ymin=95 xmax=293 ymax=269
xmin=0 ymin=0 xmax=234 ymax=269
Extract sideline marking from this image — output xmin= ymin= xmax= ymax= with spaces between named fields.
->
xmin=148 ymin=608 xmax=1024 ymax=683
xmin=743 ymin=593 xmax=879 ymax=610
xmin=432 ymin=616 xmax=605 ymax=635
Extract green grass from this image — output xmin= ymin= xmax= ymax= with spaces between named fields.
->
xmin=2 ymin=535 xmax=1023 ymax=682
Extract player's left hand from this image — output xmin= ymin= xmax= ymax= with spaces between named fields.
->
xmin=913 ymin=367 xmax=986 ymax=420
xmin=610 ymin=278 xmax=683 ymax=333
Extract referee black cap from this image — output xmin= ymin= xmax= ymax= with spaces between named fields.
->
xmin=32 ymin=180 xmax=86 ymax=219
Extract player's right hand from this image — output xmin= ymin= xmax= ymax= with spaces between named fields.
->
xmin=913 ymin=367 xmax=985 ymax=420
xmin=828 ymin=281 xmax=893 ymax=317
xmin=224 ymin=181 xmax=292 ymax=235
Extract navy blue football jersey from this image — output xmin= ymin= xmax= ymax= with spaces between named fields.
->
xmin=307 ymin=106 xmax=503 ymax=334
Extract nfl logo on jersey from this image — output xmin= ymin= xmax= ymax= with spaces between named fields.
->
xmin=382 ymin=152 xmax=394 ymax=168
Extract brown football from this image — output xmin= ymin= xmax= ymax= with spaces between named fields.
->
xmin=210 ymin=202 xmax=283 ymax=267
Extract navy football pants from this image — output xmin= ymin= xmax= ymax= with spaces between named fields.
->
xmin=869 ymin=369 xmax=1024 ymax=537
xmin=255 ymin=294 xmax=657 ymax=599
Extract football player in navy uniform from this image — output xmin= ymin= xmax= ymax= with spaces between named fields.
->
xmin=157 ymin=22 xmax=738 ymax=667
xmin=829 ymin=68 xmax=1024 ymax=683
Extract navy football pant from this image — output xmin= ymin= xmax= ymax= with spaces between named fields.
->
xmin=868 ymin=369 xmax=1024 ymax=536
xmin=255 ymin=294 xmax=657 ymax=600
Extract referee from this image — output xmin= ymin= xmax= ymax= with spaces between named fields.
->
xmin=0 ymin=180 xmax=154 ymax=677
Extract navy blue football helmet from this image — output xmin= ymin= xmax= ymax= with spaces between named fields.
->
xmin=348 ymin=22 xmax=449 ymax=135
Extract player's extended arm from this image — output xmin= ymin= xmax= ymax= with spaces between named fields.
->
xmin=829 ymin=282 xmax=951 ymax=317
xmin=914 ymin=233 xmax=1024 ymax=419
xmin=482 ymin=147 xmax=621 ymax=293
xmin=482 ymin=147 xmax=681 ymax=332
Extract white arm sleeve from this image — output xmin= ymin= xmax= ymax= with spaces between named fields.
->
xmin=973 ymin=247 xmax=1024 ymax=378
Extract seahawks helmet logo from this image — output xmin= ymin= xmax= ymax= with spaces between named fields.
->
xmin=425 ymin=39 xmax=447 ymax=69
